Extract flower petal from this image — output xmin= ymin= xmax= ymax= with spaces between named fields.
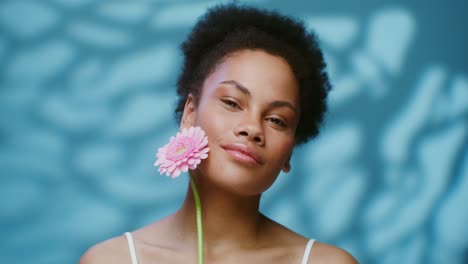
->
xmin=154 ymin=126 xmax=209 ymax=178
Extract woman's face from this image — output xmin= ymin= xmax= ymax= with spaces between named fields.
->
xmin=181 ymin=49 xmax=300 ymax=196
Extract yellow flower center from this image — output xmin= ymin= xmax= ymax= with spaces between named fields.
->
xmin=176 ymin=146 xmax=187 ymax=155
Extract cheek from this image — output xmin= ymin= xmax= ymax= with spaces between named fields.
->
xmin=270 ymin=138 xmax=294 ymax=170
xmin=196 ymin=108 xmax=224 ymax=135
xmin=269 ymin=131 xmax=294 ymax=155
xmin=195 ymin=101 xmax=237 ymax=137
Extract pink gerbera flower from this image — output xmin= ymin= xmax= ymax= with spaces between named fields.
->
xmin=154 ymin=126 xmax=209 ymax=178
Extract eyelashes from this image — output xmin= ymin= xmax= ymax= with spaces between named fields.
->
xmin=221 ymin=98 xmax=240 ymax=109
xmin=220 ymin=98 xmax=289 ymax=128
xmin=266 ymin=117 xmax=287 ymax=127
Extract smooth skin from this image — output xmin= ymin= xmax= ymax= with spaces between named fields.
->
xmin=79 ymin=50 xmax=358 ymax=264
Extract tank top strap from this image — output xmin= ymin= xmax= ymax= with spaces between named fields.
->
xmin=300 ymin=239 xmax=316 ymax=264
xmin=124 ymin=232 xmax=138 ymax=264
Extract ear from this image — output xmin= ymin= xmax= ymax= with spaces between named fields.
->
xmin=281 ymin=155 xmax=292 ymax=173
xmin=180 ymin=94 xmax=197 ymax=130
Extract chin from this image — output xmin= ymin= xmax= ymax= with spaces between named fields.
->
xmin=207 ymin=166 xmax=276 ymax=196
xmin=194 ymin=150 xmax=279 ymax=196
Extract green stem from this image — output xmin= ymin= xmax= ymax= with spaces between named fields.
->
xmin=190 ymin=174 xmax=203 ymax=264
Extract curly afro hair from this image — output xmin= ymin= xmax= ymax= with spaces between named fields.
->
xmin=175 ymin=3 xmax=331 ymax=145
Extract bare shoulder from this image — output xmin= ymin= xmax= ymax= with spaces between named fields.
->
xmin=309 ymin=241 xmax=358 ymax=264
xmin=260 ymin=216 xmax=357 ymax=263
xmin=79 ymin=234 xmax=130 ymax=264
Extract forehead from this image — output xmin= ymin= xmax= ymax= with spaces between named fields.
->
xmin=201 ymin=49 xmax=300 ymax=104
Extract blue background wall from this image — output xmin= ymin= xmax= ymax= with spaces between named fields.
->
xmin=1 ymin=0 xmax=467 ymax=263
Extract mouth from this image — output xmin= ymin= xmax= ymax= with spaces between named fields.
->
xmin=221 ymin=143 xmax=263 ymax=165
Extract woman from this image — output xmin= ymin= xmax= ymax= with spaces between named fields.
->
xmin=80 ymin=3 xmax=358 ymax=264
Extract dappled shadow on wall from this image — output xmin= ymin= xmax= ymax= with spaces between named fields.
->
xmin=262 ymin=6 xmax=467 ymax=264
xmin=0 ymin=1 xmax=466 ymax=264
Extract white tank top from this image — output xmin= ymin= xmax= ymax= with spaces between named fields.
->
xmin=124 ymin=232 xmax=316 ymax=264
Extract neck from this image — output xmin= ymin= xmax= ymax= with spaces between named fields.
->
xmin=173 ymin=173 xmax=265 ymax=252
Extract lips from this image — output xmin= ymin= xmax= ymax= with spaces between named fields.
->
xmin=221 ymin=143 xmax=264 ymax=165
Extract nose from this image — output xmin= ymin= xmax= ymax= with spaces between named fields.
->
xmin=234 ymin=118 xmax=264 ymax=145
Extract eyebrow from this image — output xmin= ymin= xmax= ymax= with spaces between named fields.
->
xmin=219 ymin=80 xmax=298 ymax=114
xmin=220 ymin=80 xmax=251 ymax=96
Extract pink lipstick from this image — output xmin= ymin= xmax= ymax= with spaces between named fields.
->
xmin=221 ymin=143 xmax=263 ymax=165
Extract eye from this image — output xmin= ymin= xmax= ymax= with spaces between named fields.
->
xmin=267 ymin=117 xmax=287 ymax=128
xmin=221 ymin=99 xmax=241 ymax=109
